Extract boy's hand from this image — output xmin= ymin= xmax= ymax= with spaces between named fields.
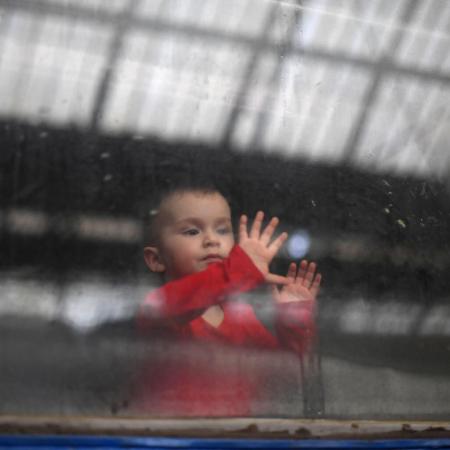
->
xmin=239 ymin=211 xmax=289 ymax=285
xmin=272 ymin=260 xmax=321 ymax=303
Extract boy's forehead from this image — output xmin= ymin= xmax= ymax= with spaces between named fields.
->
xmin=159 ymin=191 xmax=231 ymax=222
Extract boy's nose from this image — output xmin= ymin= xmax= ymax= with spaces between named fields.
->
xmin=203 ymin=232 xmax=219 ymax=247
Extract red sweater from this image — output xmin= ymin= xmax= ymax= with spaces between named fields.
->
xmin=133 ymin=245 xmax=315 ymax=416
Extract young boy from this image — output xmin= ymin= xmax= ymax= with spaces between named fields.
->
xmin=133 ymin=187 xmax=321 ymax=415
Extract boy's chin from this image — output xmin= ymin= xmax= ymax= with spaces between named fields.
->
xmin=200 ymin=258 xmax=225 ymax=270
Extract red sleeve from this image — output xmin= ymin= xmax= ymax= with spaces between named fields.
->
xmin=275 ymin=300 xmax=316 ymax=355
xmin=138 ymin=245 xmax=264 ymax=330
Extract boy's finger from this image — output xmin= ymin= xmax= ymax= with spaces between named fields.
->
xmin=296 ymin=259 xmax=308 ymax=282
xmin=268 ymin=231 xmax=288 ymax=257
xmin=239 ymin=214 xmax=248 ymax=241
xmin=310 ymin=273 xmax=322 ymax=298
xmin=250 ymin=211 xmax=264 ymax=239
xmin=287 ymin=262 xmax=297 ymax=281
xmin=260 ymin=216 xmax=279 ymax=245
xmin=302 ymin=262 xmax=317 ymax=288
xmin=266 ymin=273 xmax=291 ymax=285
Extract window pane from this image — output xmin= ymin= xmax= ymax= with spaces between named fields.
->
xmin=1 ymin=0 xmax=449 ymax=421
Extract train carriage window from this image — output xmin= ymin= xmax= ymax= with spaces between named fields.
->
xmin=1 ymin=0 xmax=450 ymax=433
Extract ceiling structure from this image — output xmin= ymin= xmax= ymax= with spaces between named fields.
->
xmin=0 ymin=0 xmax=449 ymax=180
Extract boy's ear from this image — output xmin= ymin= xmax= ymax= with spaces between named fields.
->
xmin=144 ymin=247 xmax=166 ymax=273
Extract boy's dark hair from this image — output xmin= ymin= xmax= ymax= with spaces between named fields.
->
xmin=142 ymin=179 xmax=232 ymax=246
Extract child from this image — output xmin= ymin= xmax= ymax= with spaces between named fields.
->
xmin=132 ymin=187 xmax=321 ymax=416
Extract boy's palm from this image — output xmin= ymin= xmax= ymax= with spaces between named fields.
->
xmin=273 ymin=260 xmax=321 ymax=304
xmin=239 ymin=211 xmax=289 ymax=285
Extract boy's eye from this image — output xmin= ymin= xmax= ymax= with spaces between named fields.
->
xmin=217 ymin=227 xmax=231 ymax=235
xmin=182 ymin=228 xmax=199 ymax=236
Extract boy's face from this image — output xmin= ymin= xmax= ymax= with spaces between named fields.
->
xmin=145 ymin=191 xmax=235 ymax=280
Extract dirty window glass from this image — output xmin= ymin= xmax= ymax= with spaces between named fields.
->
xmin=1 ymin=0 xmax=450 ymax=420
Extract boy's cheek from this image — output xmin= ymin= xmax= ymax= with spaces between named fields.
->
xmin=225 ymin=235 xmax=235 ymax=250
xmin=174 ymin=254 xmax=200 ymax=276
